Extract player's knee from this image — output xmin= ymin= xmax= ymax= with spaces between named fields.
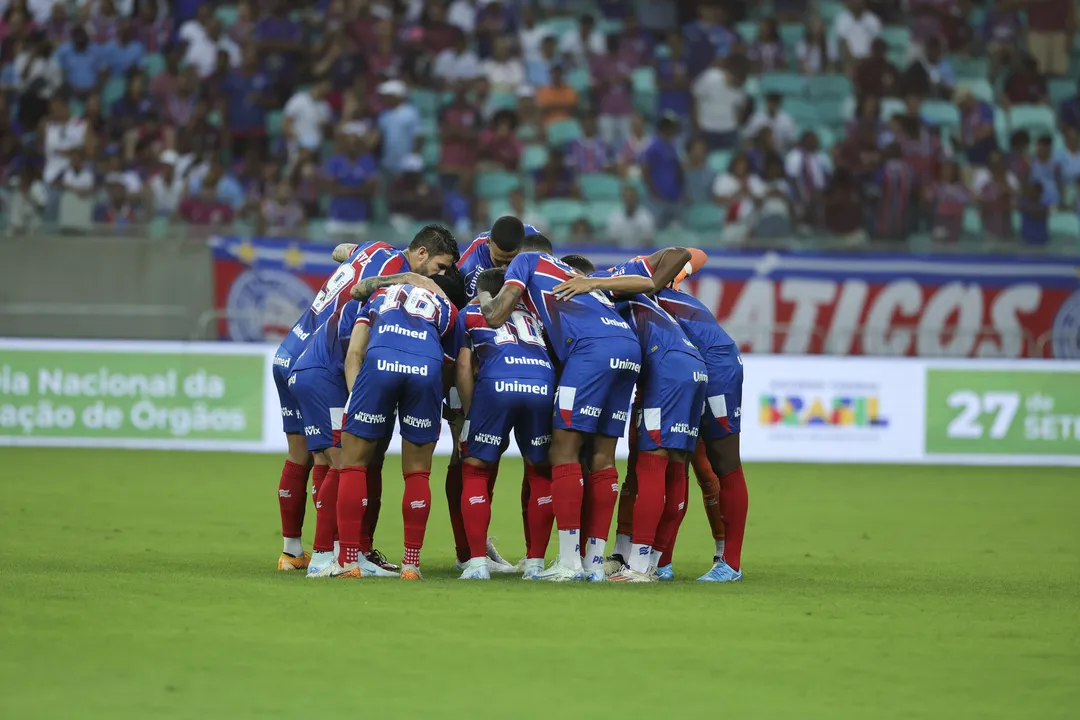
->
xmin=707 ymin=435 xmax=741 ymax=476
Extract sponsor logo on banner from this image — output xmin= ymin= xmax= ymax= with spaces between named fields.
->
xmin=225 ymin=268 xmax=315 ymax=343
xmin=759 ymin=391 xmax=888 ymax=428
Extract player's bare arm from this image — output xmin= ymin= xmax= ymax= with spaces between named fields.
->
xmin=551 ymin=274 xmax=654 ymax=300
xmin=645 ymin=247 xmax=694 ymax=292
xmin=454 ymin=347 xmax=477 ymax=415
xmin=331 ymin=243 xmax=358 ymax=263
xmin=343 ymin=322 xmax=371 ymax=390
xmin=350 ymin=272 xmax=445 ymax=301
xmin=478 ymin=284 xmax=523 ymax=327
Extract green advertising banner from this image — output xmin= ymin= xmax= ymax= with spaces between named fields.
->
xmin=0 ymin=349 xmax=264 ymax=441
xmin=925 ymin=369 xmax=1080 ymax=456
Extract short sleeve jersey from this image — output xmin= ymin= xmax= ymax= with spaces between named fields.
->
xmin=357 ymin=284 xmax=459 ymax=362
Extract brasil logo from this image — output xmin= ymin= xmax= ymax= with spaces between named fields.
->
xmin=759 ymin=395 xmax=889 ymax=428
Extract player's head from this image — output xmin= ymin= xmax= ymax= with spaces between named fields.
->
xmin=522 ymin=233 xmax=552 ymax=254
xmin=560 ymin=254 xmax=594 ymax=276
xmin=407 ymin=224 xmax=460 ymax=276
xmin=433 ymin=266 xmax=467 ymax=309
xmin=487 ymin=216 xmax=526 ymax=267
xmin=476 ymin=267 xmax=506 ymax=296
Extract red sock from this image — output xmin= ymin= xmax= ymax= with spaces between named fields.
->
xmin=520 ymin=466 xmax=531 ymax=553
xmin=311 ymin=465 xmax=329 ymax=512
xmin=313 ymin=468 xmax=339 ymax=552
xmin=360 ymin=464 xmax=383 ymax=554
xmin=631 ymin=452 xmax=668 ymax=547
xmin=655 ymin=461 xmax=688 ymax=566
xmin=550 ymin=463 xmax=584 ymax=531
xmin=719 ymin=466 xmax=748 ymax=570
xmin=402 ymin=471 xmax=432 ymax=567
xmin=336 ymin=466 xmax=367 ymax=566
xmin=461 ymin=464 xmax=491 ymax=558
xmin=278 ymin=460 xmax=309 ymax=540
xmin=526 ymin=465 xmax=554 ymax=558
xmin=584 ymin=467 xmax=619 ymax=541
xmin=444 ymin=463 xmax=469 ymax=563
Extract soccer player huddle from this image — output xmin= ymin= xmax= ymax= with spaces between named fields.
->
xmin=272 ymin=217 xmax=749 ymax=583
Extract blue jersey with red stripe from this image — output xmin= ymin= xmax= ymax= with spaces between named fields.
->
xmin=292 ymin=299 xmax=360 ymax=376
xmin=277 ymin=242 xmax=407 ymax=359
xmin=654 ymin=287 xmax=736 ymax=351
xmin=459 ymin=225 xmax=541 ymax=300
xmin=596 ymin=258 xmax=702 ymax=361
xmin=358 ymin=284 xmax=459 ymax=362
xmin=502 ymin=252 xmax=637 ymax=363
xmin=457 ymin=303 xmax=555 ymax=382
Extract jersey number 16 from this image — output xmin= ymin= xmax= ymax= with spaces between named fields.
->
xmin=493 ymin=310 xmax=544 ymax=346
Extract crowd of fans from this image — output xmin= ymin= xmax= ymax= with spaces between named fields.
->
xmin=2 ymin=0 xmax=1079 ymax=247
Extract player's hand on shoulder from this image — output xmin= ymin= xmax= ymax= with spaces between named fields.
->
xmin=405 ymin=273 xmax=446 ymax=298
xmin=552 ymin=275 xmax=597 ymax=301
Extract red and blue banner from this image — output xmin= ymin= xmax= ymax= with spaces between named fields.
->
xmin=210 ymin=236 xmax=1080 ymax=358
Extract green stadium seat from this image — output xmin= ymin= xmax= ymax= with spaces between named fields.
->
xmin=953 ymin=56 xmax=990 ymax=79
xmin=632 ymin=67 xmax=656 ymax=94
xmin=784 ymin=98 xmax=820 ymax=126
xmin=102 ymin=77 xmax=126 ymax=113
xmin=598 ymin=18 xmax=623 ymax=34
xmin=579 ymin=173 xmax=621 ymax=201
xmin=921 ymin=100 xmax=961 ymax=130
xmin=1049 ymin=78 xmax=1076 ymax=105
xmin=779 ymin=23 xmax=806 ymax=47
xmin=523 ymin=144 xmax=548 ymax=171
xmin=421 ymin=139 xmax=440 ymax=166
xmin=881 ymin=97 xmax=907 ymax=121
xmin=409 ymin=89 xmax=441 ymax=117
xmin=880 ymin=27 xmax=911 ymax=52
xmin=817 ymin=126 xmax=836 ymax=150
xmin=489 ymin=91 xmax=518 ymax=112
xmin=707 ymin=150 xmax=733 ymax=173
xmin=566 ymin=67 xmax=591 ymax=93
xmin=539 ymin=18 xmax=577 ymax=36
xmin=1009 ymin=105 xmax=1056 ymax=135
xmin=817 ymin=0 xmax=845 ymax=22
xmin=142 ymin=52 xmax=165 ymax=77
xmin=1050 ymin=212 xmax=1080 ymax=237
xmin=963 ymin=207 xmax=981 ymax=234
xmin=538 ymin=199 xmax=586 ymax=226
xmin=148 ymin=216 xmax=170 ymax=240
xmin=958 ymin=77 xmax=995 ymax=103
xmin=807 ymin=74 xmax=852 ymax=99
xmin=684 ymin=203 xmax=725 ymax=232
xmin=546 ymin=118 xmax=583 ymax=147
xmin=476 ymin=171 xmax=521 ymax=200
xmin=265 ymin=110 xmax=283 ymax=138
xmin=586 ymin=200 xmax=619 ymax=228
xmin=759 ymin=72 xmax=805 ymax=97
xmin=306 ymin=219 xmax=327 ymax=241
xmin=215 ymin=6 xmax=239 ymax=27
xmin=736 ymin=21 xmax=758 ymax=42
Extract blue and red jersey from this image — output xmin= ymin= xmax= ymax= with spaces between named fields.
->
xmin=502 ymin=252 xmax=637 ymax=363
xmin=278 ymin=241 xmax=407 ymax=360
xmin=357 ymin=283 xmax=459 ymax=362
xmin=458 ymin=224 xmax=541 ymax=300
xmin=456 ymin=303 xmax=555 ymax=382
xmin=654 ymin=287 xmax=736 ymax=352
xmin=291 ymin=299 xmax=360 ymax=376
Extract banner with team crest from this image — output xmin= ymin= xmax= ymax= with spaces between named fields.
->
xmin=209 ymin=236 xmax=1080 ymax=358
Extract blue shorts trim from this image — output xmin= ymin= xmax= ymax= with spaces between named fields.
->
xmin=273 ymin=351 xmax=304 ymax=434
xmin=700 ymin=344 xmax=743 ymax=440
xmin=637 ymin=351 xmax=708 ymax=453
xmin=290 ymin=367 xmax=348 ymax=452
xmin=344 ymin=348 xmax=443 ymax=444
xmin=554 ymin=337 xmax=641 ymax=438
xmin=462 ymin=376 xmax=554 ymax=464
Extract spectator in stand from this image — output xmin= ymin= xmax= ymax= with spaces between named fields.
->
xmin=568 ymin=217 xmax=594 ymax=242
xmin=448 ymin=0 xmax=479 ymax=36
xmin=982 ymin=5 xmax=1023 ymax=80
xmin=162 ymin=65 xmax=199 ymax=127
xmin=656 ymin=30 xmax=692 ymax=139
xmin=1007 ymin=129 xmax=1033 ymax=185
xmin=149 ymin=45 xmax=182 ymax=102
xmin=228 ymin=1 xmax=256 ymax=46
xmin=1056 ymin=126 xmax=1080 ymax=199
xmin=786 ymin=130 xmax=830 ymax=227
xmin=833 ymin=0 xmax=882 ymax=68
xmin=895 ymin=106 xmax=942 ymax=190
xmin=526 ymin=34 xmax=556 ymax=87
xmin=386 ymin=152 xmax=443 ymax=226
xmin=185 ymin=17 xmax=239 ymax=79
xmin=177 ymin=178 xmax=236 ymax=226
xmin=42 ymin=95 xmax=86 ymax=185
xmin=475 ymin=1 xmax=513 ymax=60
xmin=567 ymin=113 xmax=612 ymax=174
xmin=57 ymin=147 xmax=95 ymax=233
xmin=80 ymin=93 xmax=108 ymax=152
xmin=855 ymin=37 xmax=900 ymax=99
xmin=256 ymin=0 xmax=306 ymax=101
xmin=283 ymin=79 xmax=332 ymax=163
xmin=41 ymin=4 xmax=71 ymax=48
xmin=590 ymin=34 xmax=633 ymax=147
xmin=1060 ymin=78 xmax=1080 ymax=132
xmin=1019 ymin=181 xmax=1051 ymax=244
xmin=955 ymin=87 xmax=998 ymax=167
xmin=518 ymin=4 xmax=548 ymax=62
xmin=421 ymin=2 xmax=460 ymax=57
xmin=746 ymin=126 xmax=784 ymax=176
xmin=478 ymin=109 xmax=523 ymax=171
xmin=774 ymin=0 xmax=812 ymax=22
xmin=869 ymin=142 xmax=916 ymax=241
xmin=483 ymin=37 xmax=525 ymax=95
xmin=536 ymin=63 xmax=577 ymax=126
xmin=438 ymin=82 xmax=482 ymax=191
xmin=749 ymin=18 xmax=787 ymax=73
xmin=757 ymin=156 xmax=795 ymax=238
xmin=188 ymin=158 xmax=246 ymax=214
xmin=148 ymin=150 xmax=185 ymax=217
xmin=1003 ymin=53 xmax=1049 ymax=107
xmin=55 ymin=25 xmax=104 ymax=97
xmin=824 ymin=167 xmax=868 ymax=243
xmin=223 ymin=46 xmax=273 ymax=160
xmin=433 ymin=31 xmax=481 ymax=89
xmin=684 ymin=4 xmax=738 ymax=77
xmin=618 ymin=14 xmax=652 ymax=67
xmin=100 ymin=20 xmax=144 ymax=79
xmin=258 ymin=180 xmax=306 ymax=237
xmin=1030 ymin=134 xmax=1060 ymax=205
xmin=87 ymin=0 xmax=123 ymax=45
xmin=640 ymin=112 xmax=683 ymax=227
xmin=507 ymin=186 xmax=546 ymax=231
xmin=974 ymin=151 xmax=1018 ymax=240
xmin=97 ymin=177 xmax=138 ymax=226
xmin=927 ymin=160 xmax=970 ymax=242
xmin=605 ymin=184 xmax=655 ymax=248
xmin=639 ymin=0 xmax=678 ymax=38
xmin=13 ymin=30 xmax=62 ymax=131
xmin=534 ymin=147 xmax=580 ymax=200
xmin=713 ymin=153 xmax=765 ymax=242
xmin=1023 ymin=0 xmax=1075 ymax=78
xmin=135 ymin=1 xmax=171 ymax=54
xmin=617 ymin=111 xmax=651 ymax=178
xmin=683 ymin=137 xmax=716 ymax=204
xmin=692 ymin=58 xmax=747 ymax=151
xmin=902 ymin=37 xmax=955 ymax=100
xmin=6 ymin=165 xmax=47 ymax=237
xmin=322 ymin=130 xmax=379 ymax=238
xmin=515 ymin=85 xmax=543 ymax=141
xmin=177 ymin=4 xmax=212 ymax=54
xmin=743 ymin=92 xmax=798 ymax=153
xmin=288 ymin=148 xmax=322 ymax=219
xmin=597 ymin=0 xmax=632 ymax=20
xmin=797 ymin=16 xmax=838 ymax=75
xmin=559 ymin=13 xmax=604 ymax=66
xmin=26 ymin=0 xmax=60 ymax=25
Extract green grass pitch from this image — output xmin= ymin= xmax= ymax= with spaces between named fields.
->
xmin=1 ymin=448 xmax=1077 ymax=719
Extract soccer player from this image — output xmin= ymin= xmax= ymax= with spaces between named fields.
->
xmin=272 ymin=234 xmax=456 ymax=571
xmin=479 ymin=251 xmax=645 ymax=581
xmin=455 ymin=267 xmax=556 ymax=580
xmin=552 ymin=248 xmax=707 ymax=582
xmin=332 ymin=270 xmax=468 ymax=580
